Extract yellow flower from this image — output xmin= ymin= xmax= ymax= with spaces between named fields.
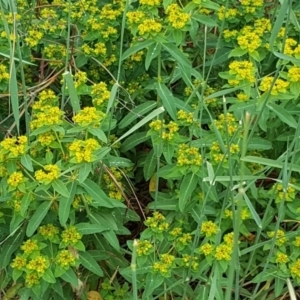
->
xmin=26 ymin=256 xmax=49 ymax=274
xmin=137 ymin=240 xmax=153 ymax=256
xmin=56 ymin=250 xmax=76 ymax=269
xmin=61 ymin=226 xmax=82 ymax=245
xmin=267 ymin=229 xmax=287 ymax=246
xmin=200 ymin=243 xmax=214 ymax=256
xmin=200 ymin=221 xmax=218 ymax=237
xmin=276 ymin=252 xmax=289 ymax=264
xmin=259 ymin=76 xmax=289 ymax=95
xmin=35 ymin=164 xmax=60 ymax=184
xmin=25 ymin=272 xmax=40 ymax=287
xmin=7 ymin=172 xmax=25 ymax=188
xmin=214 ymin=243 xmax=232 ymax=261
xmin=138 ymin=19 xmax=162 ymax=36
xmin=177 ymin=144 xmax=202 ymax=167
xmin=290 ymin=259 xmax=300 ymax=279
xmin=11 ymin=255 xmax=27 ymax=270
xmin=39 ymin=224 xmax=59 ymax=239
xmin=73 ymin=107 xmax=105 ymax=127
xmin=21 ymin=239 xmax=39 ymax=255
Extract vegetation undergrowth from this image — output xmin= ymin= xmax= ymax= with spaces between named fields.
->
xmin=1 ymin=0 xmax=300 ymax=299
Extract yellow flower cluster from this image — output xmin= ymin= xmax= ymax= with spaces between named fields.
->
xmin=91 ymin=82 xmax=111 ymax=107
xmin=200 ymin=243 xmax=214 ymax=256
xmin=7 ymin=171 xmax=25 ymax=188
xmin=229 ymin=60 xmax=256 ymax=84
xmin=43 ymin=44 xmax=67 ymax=67
xmin=290 ymin=259 xmax=300 ymax=280
xmin=214 ymin=113 xmax=238 ymax=136
xmin=138 ymin=19 xmax=162 ymax=36
xmin=153 ymin=253 xmax=175 ymax=276
xmin=139 ymin=0 xmax=161 ymax=6
xmin=275 ymin=252 xmax=289 ymax=264
xmin=149 ymin=120 xmax=179 ymax=141
xmin=24 ymin=29 xmax=43 ymax=47
xmin=236 ymin=93 xmax=249 ymax=101
xmin=74 ymin=71 xmax=87 ymax=88
xmin=136 ymin=240 xmax=153 ymax=256
xmin=217 ymin=6 xmax=238 ymax=21
xmin=283 ymin=38 xmax=298 ymax=55
xmin=254 ymin=18 xmax=272 ymax=35
xmin=273 ymin=182 xmax=295 ymax=202
xmin=177 ymin=110 xmax=193 ymax=124
xmin=223 ymin=29 xmax=238 ymax=41
xmin=214 ymin=243 xmax=232 ymax=261
xmin=37 ymin=132 xmax=56 ymax=146
xmin=38 ymin=224 xmax=59 ymax=240
xmin=288 ymin=66 xmax=300 ymax=82
xmin=100 ymin=4 xmax=122 ymax=20
xmin=144 ymin=212 xmax=169 ymax=232
xmin=259 ymin=76 xmax=289 ymax=95
xmin=25 ymin=273 xmax=40 ymax=287
xmin=166 ymin=4 xmax=190 ymax=30
xmin=237 ymin=31 xmax=261 ymax=53
xmin=56 ymin=250 xmax=76 ymax=269
xmin=26 ymin=255 xmax=49 ymax=275
xmin=61 ymin=226 xmax=82 ymax=245
xmin=200 ymin=220 xmax=218 ymax=237
xmin=11 ymin=255 xmax=27 ymax=270
xmin=177 ymin=233 xmax=192 ymax=246
xmin=69 ymin=138 xmax=100 ymax=163
xmin=177 ymin=144 xmax=202 ymax=166
xmin=0 ymin=64 xmax=10 ymax=82
xmin=35 ymin=164 xmax=60 ymax=184
xmin=30 ymin=105 xmax=64 ymax=130
xmin=73 ymin=107 xmax=105 ymax=127
xmin=182 ymin=254 xmax=198 ymax=270
xmin=20 ymin=239 xmax=39 ymax=255
xmin=127 ymin=11 xmax=145 ymax=25
xmin=293 ymin=237 xmax=300 ymax=247
xmin=0 ymin=135 xmax=27 ymax=158
xmin=240 ymin=0 xmax=264 ymax=14
xmin=267 ymin=229 xmax=287 ymax=246
xmin=82 ymin=42 xmax=107 ymax=57
xmin=103 ymin=167 xmax=123 ymax=201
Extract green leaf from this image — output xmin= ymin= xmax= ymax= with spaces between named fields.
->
xmin=102 ymin=230 xmax=120 ymax=251
xmin=269 ymin=0 xmax=289 ymax=51
xmin=272 ymin=51 xmax=300 ymax=66
xmin=241 ymin=156 xmax=300 ymax=173
xmin=88 ymin=128 xmax=107 ymax=143
xmin=119 ymin=101 xmax=156 ymax=129
xmin=114 ymin=107 xmax=165 ymax=147
xmin=120 ymin=131 xmax=149 ymax=152
xmin=0 ymin=229 xmax=25 ymax=269
xmin=59 ymin=268 xmax=79 ymax=287
xmin=20 ymin=154 xmax=33 ymax=172
xmin=59 ymin=181 xmax=77 ymax=226
xmin=63 ymin=72 xmax=80 ymax=113
xmin=243 ymin=193 xmax=262 ymax=229
xmin=20 ymin=193 xmax=31 ymax=216
xmin=122 ymin=39 xmax=155 ymax=61
xmin=105 ymin=156 xmax=134 ymax=168
xmin=228 ymin=48 xmax=248 ymax=58
xmin=79 ymin=251 xmax=103 ymax=276
xmin=52 ymin=179 xmax=70 ymax=197
xmin=145 ymin=42 xmax=161 ymax=70
xmin=10 ymin=62 xmax=19 ymax=133
xmin=143 ymin=272 xmax=164 ymax=298
xmin=106 ymin=83 xmax=119 ymax=114
xmin=156 ymin=82 xmax=177 ymax=120
xmin=267 ymin=102 xmax=298 ymax=129
xmin=42 ymin=269 xmax=56 ymax=283
xmin=144 ymin=149 xmax=157 ymax=181
xmin=80 ymin=178 xmax=113 ymax=208
xmin=75 ymin=223 xmax=109 ymax=234
xmin=179 ymin=172 xmax=198 ymax=212
xmin=192 ymin=13 xmax=217 ymax=27
xmin=78 ymin=163 xmax=92 ymax=184
xmin=26 ymin=201 xmax=52 ymax=237
xmin=161 ymin=43 xmax=191 ymax=67
xmin=247 ymin=138 xmax=272 ymax=150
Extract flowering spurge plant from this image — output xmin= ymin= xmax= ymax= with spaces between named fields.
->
xmin=1 ymin=0 xmax=300 ymax=299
